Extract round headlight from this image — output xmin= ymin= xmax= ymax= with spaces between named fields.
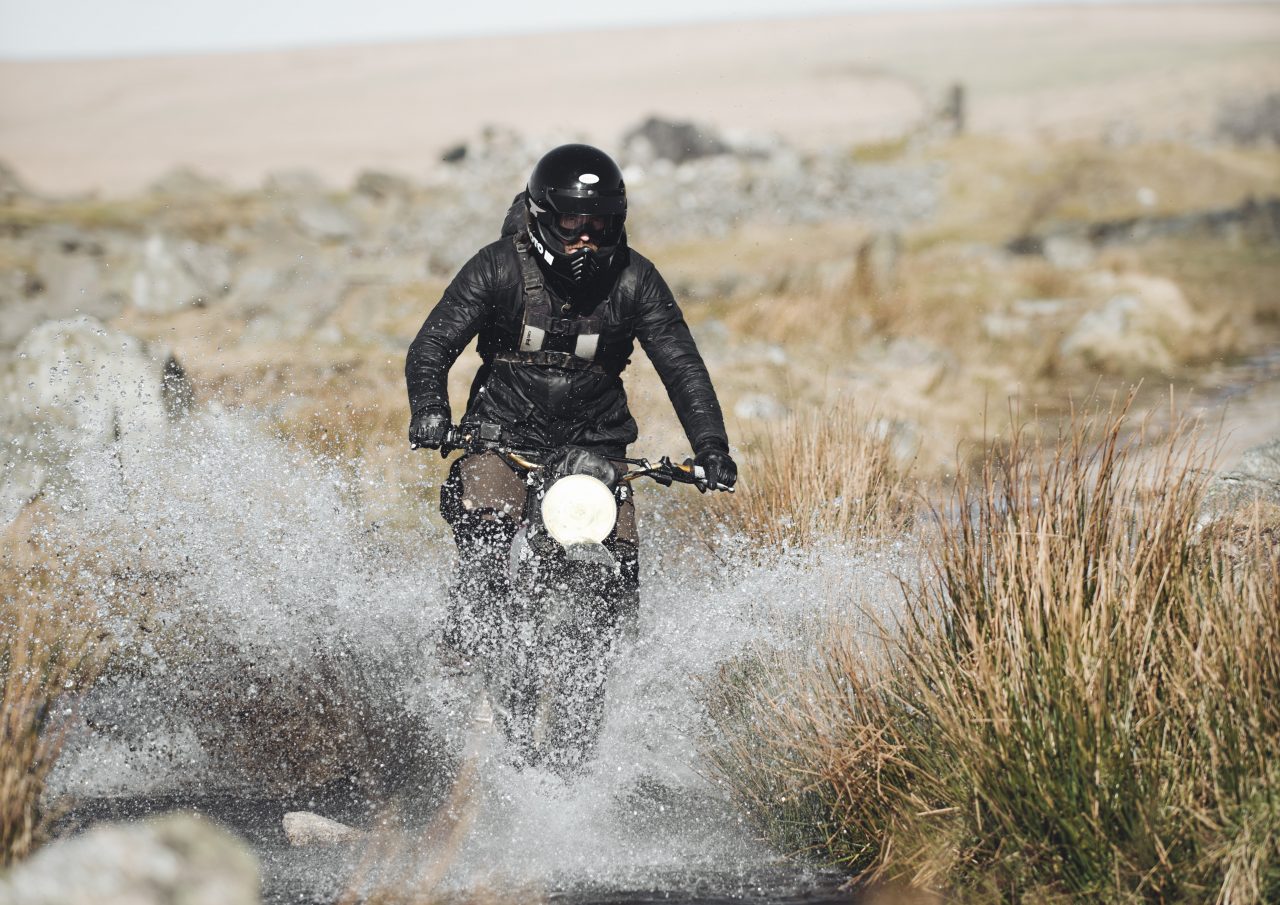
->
xmin=541 ymin=474 xmax=617 ymax=546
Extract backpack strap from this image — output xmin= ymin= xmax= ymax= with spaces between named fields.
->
xmin=511 ymin=232 xmax=603 ymax=362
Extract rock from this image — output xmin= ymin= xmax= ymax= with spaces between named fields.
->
xmin=261 ymin=168 xmax=326 ymax=196
xmin=131 ymin=233 xmax=232 ymax=312
xmin=1216 ymin=91 xmax=1280 ymax=147
xmin=438 ymin=124 xmax=541 ymax=171
xmin=415 ymin=125 xmax=938 ymax=265
xmin=718 ymin=127 xmax=785 ymax=160
xmin=0 ymin=317 xmax=192 ymax=526
xmin=1197 ymin=437 xmax=1280 ymax=540
xmin=1200 ymin=472 xmax=1280 ymax=526
xmin=0 ymin=813 xmax=259 ymax=905
xmin=1236 ymin=437 xmax=1280 ymax=483
xmin=983 ymin=298 xmax=1076 ymax=341
xmin=354 ymin=169 xmax=414 ymax=200
xmin=1042 ymin=234 xmax=1095 ymax=270
xmin=147 ymin=166 xmax=226 ymax=197
xmin=1010 ymin=197 xmax=1280 ymax=255
xmin=981 ymin=312 xmax=1033 ymax=340
xmin=27 ymin=246 xmax=113 ymax=314
xmin=282 ymin=811 xmax=363 ymax=846
xmin=861 ymin=336 xmax=953 ymax=397
xmin=289 ymin=199 xmax=359 ymax=243
xmin=0 ymin=225 xmax=133 ymax=350
xmin=32 ymin=245 xmax=103 ymax=305
xmin=1012 ymin=298 xmax=1072 ymax=318
xmin=621 ymin=116 xmax=731 ymax=165
xmin=1059 ymin=274 xmax=1210 ymax=373
xmin=225 ymin=258 xmax=347 ymax=342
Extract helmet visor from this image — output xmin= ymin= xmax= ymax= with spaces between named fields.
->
xmin=545 ymin=211 xmax=621 ymax=245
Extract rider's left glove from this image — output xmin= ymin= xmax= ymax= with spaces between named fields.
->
xmin=694 ymin=447 xmax=738 ymax=493
xmin=409 ymin=408 xmax=452 ymax=456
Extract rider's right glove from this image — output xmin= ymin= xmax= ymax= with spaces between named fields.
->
xmin=694 ymin=447 xmax=738 ymax=493
xmin=409 ymin=408 xmax=452 ymax=455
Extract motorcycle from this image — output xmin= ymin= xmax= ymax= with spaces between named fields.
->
xmin=430 ymin=423 xmax=719 ymax=775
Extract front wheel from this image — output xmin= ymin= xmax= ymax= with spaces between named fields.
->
xmin=489 ymin=558 xmax=620 ymax=775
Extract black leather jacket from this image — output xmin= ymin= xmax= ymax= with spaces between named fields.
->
xmin=405 ymin=200 xmax=729 ymax=457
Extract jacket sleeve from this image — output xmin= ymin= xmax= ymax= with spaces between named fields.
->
xmin=634 ymin=265 xmax=730 ymax=454
xmin=405 ymin=251 xmax=493 ymax=418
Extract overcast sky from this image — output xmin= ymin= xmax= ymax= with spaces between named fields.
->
xmin=0 ymin=0 xmax=1231 ymax=59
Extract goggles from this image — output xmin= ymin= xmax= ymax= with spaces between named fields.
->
xmin=546 ymin=212 xmax=617 ymax=244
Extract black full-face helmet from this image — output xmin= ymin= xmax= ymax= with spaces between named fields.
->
xmin=526 ymin=144 xmax=627 ymax=285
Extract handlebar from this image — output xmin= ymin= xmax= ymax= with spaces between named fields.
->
xmin=423 ymin=426 xmax=729 ymax=492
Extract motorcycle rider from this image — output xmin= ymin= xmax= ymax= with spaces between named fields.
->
xmin=406 ymin=143 xmax=737 ymax=665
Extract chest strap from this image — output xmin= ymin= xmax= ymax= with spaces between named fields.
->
xmin=513 ymin=232 xmax=603 ymax=362
xmin=492 ymin=350 xmax=608 ymax=374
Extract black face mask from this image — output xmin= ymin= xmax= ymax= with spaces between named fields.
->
xmin=565 ymin=246 xmax=603 ymax=283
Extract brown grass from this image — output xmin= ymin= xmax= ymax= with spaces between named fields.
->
xmin=716 ymin=403 xmax=916 ymax=549
xmin=707 ymin=398 xmax=1280 ymax=901
xmin=0 ymin=530 xmax=107 ymax=866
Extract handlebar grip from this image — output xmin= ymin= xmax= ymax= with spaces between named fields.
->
xmin=678 ymin=459 xmax=734 ymax=493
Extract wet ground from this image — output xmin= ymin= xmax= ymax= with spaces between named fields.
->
xmin=57 ymin=785 xmax=860 ymax=905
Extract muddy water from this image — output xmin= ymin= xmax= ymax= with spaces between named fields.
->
xmin=43 ymin=411 xmax=905 ymax=904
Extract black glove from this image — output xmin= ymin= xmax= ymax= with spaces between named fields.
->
xmin=409 ymin=409 xmax=452 ymax=453
xmin=694 ymin=448 xmax=738 ymax=493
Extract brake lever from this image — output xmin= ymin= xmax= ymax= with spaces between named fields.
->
xmin=661 ymin=456 xmax=704 ymax=487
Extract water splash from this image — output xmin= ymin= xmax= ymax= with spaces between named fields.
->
xmin=37 ymin=409 xmax=911 ymax=900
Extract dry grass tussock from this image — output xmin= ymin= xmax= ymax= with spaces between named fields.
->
xmin=698 ymin=402 xmax=915 ymax=550
xmin=0 ymin=522 xmax=108 ymax=866
xmin=707 ymin=398 xmax=1280 ymax=902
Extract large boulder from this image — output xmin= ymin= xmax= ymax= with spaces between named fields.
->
xmin=1059 ymin=273 xmax=1216 ymax=373
xmin=859 ymin=336 xmax=955 ymax=397
xmin=621 ymin=115 xmax=731 ymax=166
xmin=146 ymin=166 xmax=226 ymax=198
xmin=0 ymin=814 xmax=259 ymax=905
xmin=0 ymin=317 xmax=192 ymax=525
xmin=1198 ymin=437 xmax=1280 ymax=534
xmin=3 ymin=238 xmax=121 ymax=350
xmin=261 ymin=168 xmax=326 ymax=197
xmin=1216 ymin=91 xmax=1280 ymax=146
xmin=1235 ymin=437 xmax=1280 ymax=483
xmin=131 ymin=233 xmax=233 ymax=313
xmin=353 ymin=168 xmax=414 ymax=201
xmin=224 ymin=257 xmax=346 ymax=343
xmin=288 ymin=198 xmax=359 ymax=243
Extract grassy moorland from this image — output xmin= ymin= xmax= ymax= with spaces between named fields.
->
xmin=1 ymin=127 xmax=1278 ymax=901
